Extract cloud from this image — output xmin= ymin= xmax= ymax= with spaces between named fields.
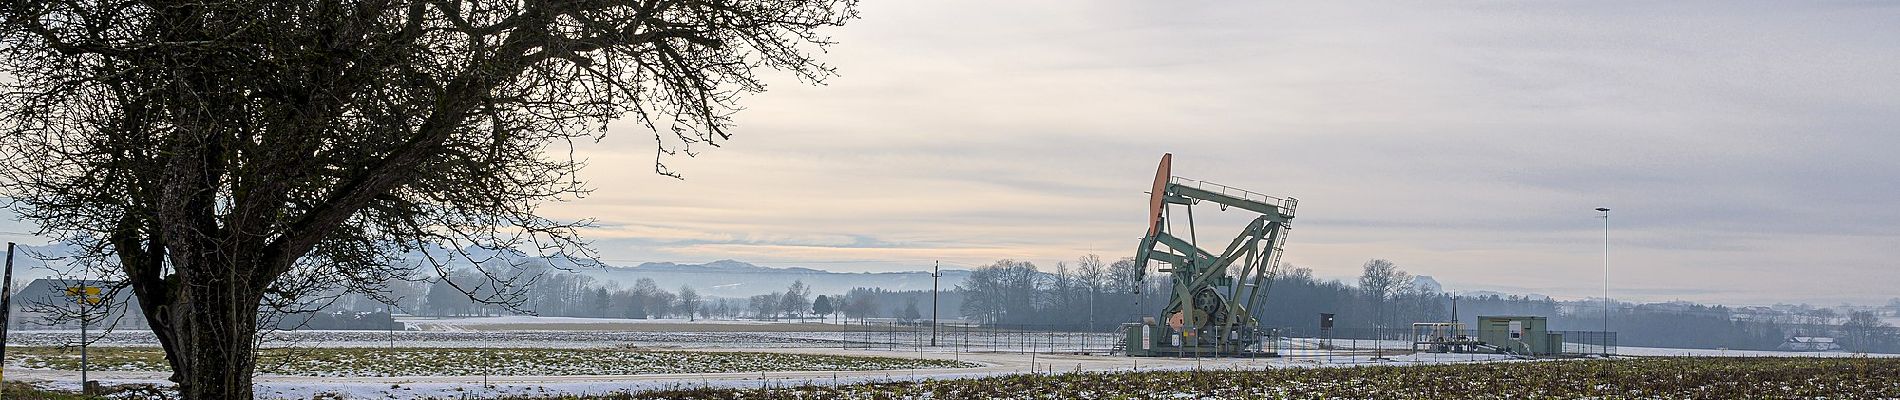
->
xmin=538 ymin=1 xmax=1900 ymax=306
xmin=12 ymin=1 xmax=1899 ymax=306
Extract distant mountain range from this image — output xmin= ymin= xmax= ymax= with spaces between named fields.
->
xmin=386 ymin=245 xmax=978 ymax=298
xmin=2 ymin=243 xmax=968 ymax=298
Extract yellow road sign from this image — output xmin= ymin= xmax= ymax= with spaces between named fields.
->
xmin=65 ymin=286 xmax=103 ymax=305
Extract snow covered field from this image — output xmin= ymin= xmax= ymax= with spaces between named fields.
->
xmin=10 ymin=346 xmax=974 ymax=377
xmin=8 ymin=317 xmax=1125 ymax=353
xmin=15 ymin=348 xmax=1523 ymax=399
xmin=401 ymin=316 xmax=849 ymax=332
xmin=8 ymin=329 xmax=857 ymax=349
xmin=9 ymin=317 xmax=1898 ymax=399
xmin=13 ymin=342 xmax=1894 ymax=399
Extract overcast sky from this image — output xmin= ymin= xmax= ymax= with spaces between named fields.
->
xmin=5 ymin=1 xmax=1897 ymax=306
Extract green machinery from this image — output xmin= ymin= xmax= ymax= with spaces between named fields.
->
xmin=1123 ymin=153 xmax=1297 ymax=357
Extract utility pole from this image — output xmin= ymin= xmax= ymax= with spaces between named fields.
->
xmin=1596 ymin=207 xmax=1611 ymax=340
xmin=1 ymin=242 xmax=14 ymax=394
xmin=930 ymin=261 xmax=941 ymax=347
xmin=1086 ymin=249 xmax=1098 ymax=338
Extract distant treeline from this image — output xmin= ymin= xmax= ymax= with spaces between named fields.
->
xmin=312 ymin=257 xmax=1899 ymax=353
xmin=949 ymin=256 xmax=1900 ymax=354
xmin=273 ymin=311 xmax=396 ymax=331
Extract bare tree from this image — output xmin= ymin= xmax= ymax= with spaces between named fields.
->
xmin=902 ymin=297 xmax=921 ymax=323
xmin=1842 ymin=310 xmax=1888 ymax=352
xmin=749 ymin=293 xmax=781 ymax=320
xmin=676 ymin=285 xmax=701 ymax=321
xmin=1801 ymin=308 xmax=1841 ymax=329
xmin=845 ymin=292 xmax=875 ymax=322
xmin=1107 ymin=257 xmax=1142 ymax=295
xmin=0 ymin=0 xmax=856 ymax=397
xmin=1358 ymin=259 xmax=1412 ymax=332
xmin=780 ymin=280 xmax=810 ymax=319
xmin=957 ymin=259 xmax=1041 ymax=325
xmin=1076 ymin=254 xmax=1105 ymax=329
xmin=647 ymin=289 xmax=677 ymax=319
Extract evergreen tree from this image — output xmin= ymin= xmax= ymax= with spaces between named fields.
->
xmin=813 ymin=295 xmax=834 ymax=321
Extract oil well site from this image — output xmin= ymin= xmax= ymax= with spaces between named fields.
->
xmin=4 ymin=0 xmax=1900 ymax=399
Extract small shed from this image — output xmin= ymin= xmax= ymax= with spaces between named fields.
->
xmin=1476 ymin=315 xmax=1561 ymax=355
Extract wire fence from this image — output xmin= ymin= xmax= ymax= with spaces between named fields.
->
xmin=837 ymin=321 xmax=1122 ymax=355
xmin=1274 ymin=326 xmax=1617 ymax=356
xmin=829 ymin=322 xmax=1617 ymax=357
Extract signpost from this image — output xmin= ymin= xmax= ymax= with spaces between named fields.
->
xmin=67 ymin=283 xmax=102 ymax=394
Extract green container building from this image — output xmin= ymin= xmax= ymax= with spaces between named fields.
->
xmin=1476 ymin=316 xmax=1563 ymax=355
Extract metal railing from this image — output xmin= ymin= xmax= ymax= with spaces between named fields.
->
xmin=1170 ymin=176 xmax=1298 ymax=216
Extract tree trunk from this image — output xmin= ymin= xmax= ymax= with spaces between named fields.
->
xmin=146 ymin=261 xmax=265 ymax=399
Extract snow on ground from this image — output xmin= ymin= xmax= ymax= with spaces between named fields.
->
xmin=19 ymin=349 xmax=1525 ymax=400
xmin=6 ymin=329 xmax=867 ymax=349
xmin=16 ymin=343 xmax=1894 ymax=399
xmin=403 ymin=316 xmax=794 ymax=329
xmin=397 ymin=316 xmax=855 ymax=333
xmin=12 ymin=321 xmax=1900 ymax=399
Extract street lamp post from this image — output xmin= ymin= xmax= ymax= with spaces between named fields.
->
xmin=1595 ymin=207 xmax=1611 ymax=339
xmin=930 ymin=261 xmax=941 ymax=347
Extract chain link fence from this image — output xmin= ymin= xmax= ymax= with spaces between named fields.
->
xmin=830 ymin=321 xmax=1616 ymax=358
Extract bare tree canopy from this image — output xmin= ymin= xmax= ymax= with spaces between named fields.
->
xmin=0 ymin=0 xmax=856 ymax=397
xmin=1358 ymin=259 xmax=1412 ymax=301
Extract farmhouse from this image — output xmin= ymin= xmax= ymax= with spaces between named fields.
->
xmin=5 ymin=278 xmax=145 ymax=330
xmin=1778 ymin=336 xmax=1841 ymax=352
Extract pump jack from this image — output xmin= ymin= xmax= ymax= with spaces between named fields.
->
xmin=1122 ymin=153 xmax=1296 ymax=357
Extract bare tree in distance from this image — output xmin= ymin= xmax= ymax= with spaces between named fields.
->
xmin=750 ymin=293 xmax=782 ymax=320
xmin=846 ymin=292 xmax=875 ymax=322
xmin=677 ymin=285 xmax=701 ymax=321
xmin=1842 ymin=310 xmax=1890 ymax=353
xmin=902 ymin=297 xmax=921 ymax=323
xmin=1107 ymin=257 xmax=1142 ymax=295
xmin=0 ymin=0 xmax=857 ymax=397
xmin=780 ymin=280 xmax=811 ymax=319
xmin=1076 ymin=254 xmax=1105 ymax=330
xmin=1358 ymin=259 xmax=1413 ymax=333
